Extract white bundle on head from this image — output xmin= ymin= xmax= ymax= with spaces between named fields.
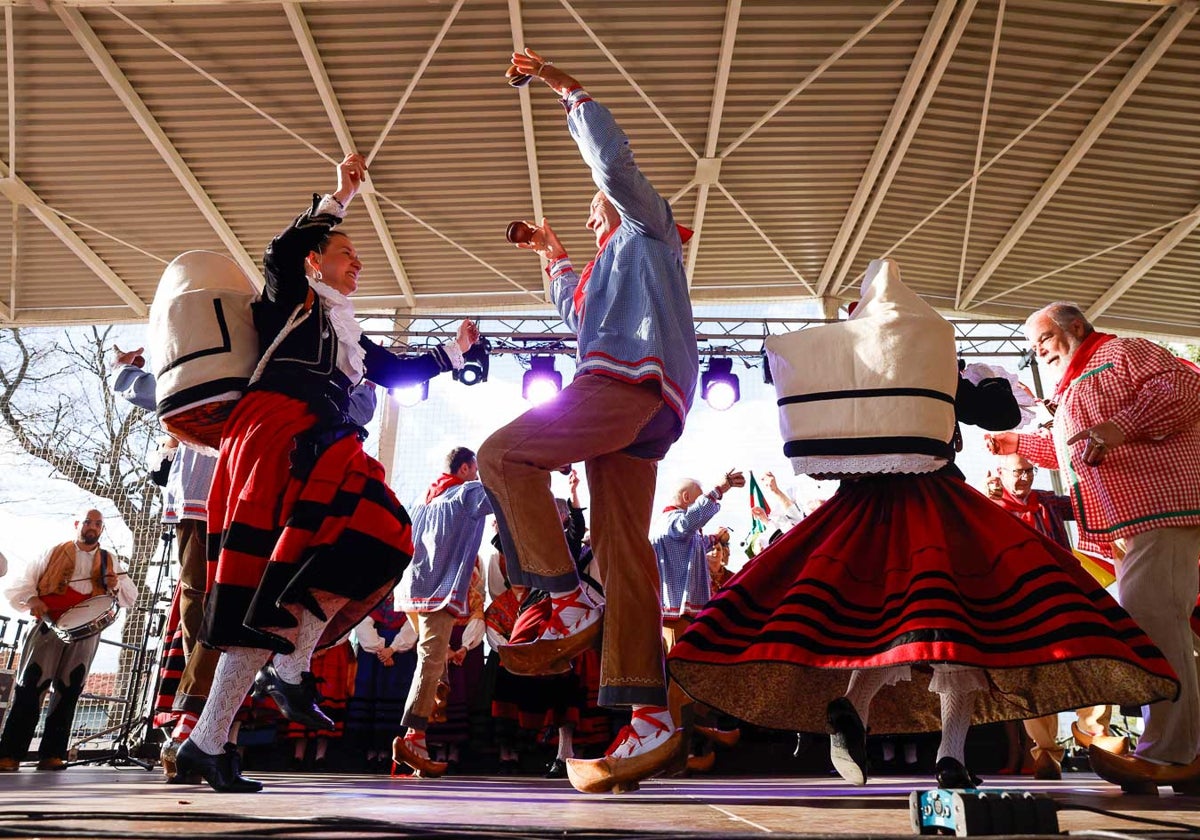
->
xmin=147 ymin=251 xmax=259 ymax=456
xmin=765 ymin=259 xmax=958 ymax=478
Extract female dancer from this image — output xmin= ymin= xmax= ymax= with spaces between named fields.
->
xmin=176 ymin=153 xmax=477 ymax=792
xmin=668 ymin=259 xmax=1178 ymax=788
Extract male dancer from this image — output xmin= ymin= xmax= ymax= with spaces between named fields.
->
xmin=479 ymin=48 xmax=699 ymax=793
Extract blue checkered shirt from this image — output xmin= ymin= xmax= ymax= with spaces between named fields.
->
xmin=396 ymin=481 xmax=493 ymax=618
xmin=546 ymin=89 xmax=699 ymax=430
xmin=653 ymin=495 xmax=721 ymax=618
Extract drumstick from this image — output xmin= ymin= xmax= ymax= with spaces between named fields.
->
xmin=66 ymin=571 xmax=128 ymax=583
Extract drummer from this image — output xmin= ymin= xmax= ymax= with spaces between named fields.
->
xmin=0 ymin=508 xmax=139 ymax=772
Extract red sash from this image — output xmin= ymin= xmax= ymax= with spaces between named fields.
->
xmin=40 ymin=588 xmax=90 ymax=624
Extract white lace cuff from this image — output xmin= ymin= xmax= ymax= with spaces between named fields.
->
xmin=314 ymin=193 xmax=347 ymax=220
xmin=442 ymin=339 xmax=465 ymax=370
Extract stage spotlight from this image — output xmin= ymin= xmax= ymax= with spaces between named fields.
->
xmin=455 ymin=337 xmax=491 ymax=386
xmin=702 ymin=357 xmax=740 ymax=411
xmin=522 ymin=355 xmax=562 ymax=405
xmin=760 ymin=345 xmax=774 ymax=385
xmin=391 ymin=380 xmax=429 ymax=408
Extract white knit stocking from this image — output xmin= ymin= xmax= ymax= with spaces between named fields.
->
xmin=936 ymin=688 xmax=976 ymax=764
xmin=844 ymin=669 xmax=889 ymax=729
xmin=272 ymin=594 xmax=350 ymax=683
xmin=189 ymin=646 xmax=271 ymax=755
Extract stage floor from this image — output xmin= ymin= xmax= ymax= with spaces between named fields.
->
xmin=0 ymin=767 xmax=1197 ymax=838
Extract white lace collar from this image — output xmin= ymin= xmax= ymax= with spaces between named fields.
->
xmin=308 ymin=277 xmax=365 ymax=383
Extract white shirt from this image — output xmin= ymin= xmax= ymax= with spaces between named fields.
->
xmin=5 ymin=542 xmax=139 ymax=614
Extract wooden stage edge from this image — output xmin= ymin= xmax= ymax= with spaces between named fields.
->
xmin=0 ymin=767 xmax=1197 ymax=838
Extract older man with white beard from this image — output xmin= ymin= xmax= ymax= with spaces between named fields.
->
xmin=987 ymin=301 xmax=1200 ymax=793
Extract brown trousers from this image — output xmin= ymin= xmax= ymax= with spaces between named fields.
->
xmin=1023 ymin=706 xmax=1111 ymax=763
xmin=480 ymin=375 xmax=677 ymax=707
xmin=173 ymin=518 xmax=219 ymax=713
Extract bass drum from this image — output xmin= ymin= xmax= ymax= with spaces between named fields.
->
xmin=148 ymin=251 xmax=259 ymax=456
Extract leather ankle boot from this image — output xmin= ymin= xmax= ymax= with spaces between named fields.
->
xmin=176 ymin=739 xmax=263 ymax=793
xmin=253 ymin=663 xmax=334 ymax=730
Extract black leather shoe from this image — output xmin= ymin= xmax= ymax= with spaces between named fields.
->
xmin=175 ymin=739 xmax=263 ymax=793
xmin=936 ymin=756 xmax=982 ymax=789
xmin=253 ymin=663 xmax=334 ymax=730
xmin=545 ymin=758 xmax=568 ymax=779
xmin=826 ymin=697 xmax=868 ymax=785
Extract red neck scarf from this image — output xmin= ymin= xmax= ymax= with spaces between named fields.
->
xmin=662 ymin=505 xmax=684 ymax=513
xmin=572 ymin=224 xmax=694 ymax=315
xmin=995 ymin=488 xmax=1038 ymax=517
xmin=573 ymin=228 xmax=618 ymax=315
xmin=424 ymin=473 xmax=465 ymax=504
xmin=1054 ymin=332 xmax=1116 ymax=397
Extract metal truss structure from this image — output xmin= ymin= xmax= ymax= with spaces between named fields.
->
xmin=364 ymin=314 xmax=1032 ymax=362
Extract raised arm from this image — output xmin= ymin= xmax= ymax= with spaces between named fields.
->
xmin=359 ymin=319 xmax=477 ymax=390
xmin=262 ymin=154 xmax=367 ymax=311
xmin=508 ymin=49 xmax=675 ymax=242
xmin=109 ymin=346 xmax=157 ymax=412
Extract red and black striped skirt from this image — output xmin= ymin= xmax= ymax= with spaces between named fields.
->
xmin=201 ymin=390 xmax=413 ymax=654
xmin=667 ymin=472 xmax=1179 ymax=734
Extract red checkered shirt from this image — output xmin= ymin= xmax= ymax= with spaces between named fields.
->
xmin=1017 ymin=337 xmax=1200 ymax=542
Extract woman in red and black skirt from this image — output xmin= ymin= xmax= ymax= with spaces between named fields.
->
xmin=176 ymin=153 xmax=478 ymax=793
xmin=668 ymin=259 xmax=1179 ymax=790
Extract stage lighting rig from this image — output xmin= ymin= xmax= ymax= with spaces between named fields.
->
xmin=702 ymin=357 xmax=740 ymax=411
xmin=455 ymin=336 xmax=491 ymax=386
xmin=391 ymin=380 xmax=429 ymax=408
xmin=522 ymin=355 xmax=563 ymax=405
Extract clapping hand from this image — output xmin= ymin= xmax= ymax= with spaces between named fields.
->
xmin=984 ymin=432 xmax=1018 ymax=456
xmin=718 ymin=469 xmax=746 ymax=494
xmin=112 ymin=345 xmax=145 ymax=369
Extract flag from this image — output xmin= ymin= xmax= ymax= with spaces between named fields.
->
xmin=748 ymin=472 xmax=771 ymax=535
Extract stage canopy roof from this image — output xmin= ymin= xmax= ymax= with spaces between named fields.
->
xmin=1 ymin=0 xmax=1198 ymax=339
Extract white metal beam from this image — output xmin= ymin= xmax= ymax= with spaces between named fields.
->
xmin=833 ymin=0 xmax=977 ymax=295
xmin=55 ymin=4 xmax=264 ymax=289
xmin=720 ymin=0 xmax=905 ymax=159
xmin=0 ymin=163 xmax=147 ymax=315
xmin=507 ymin=0 xmax=549 ymax=299
xmin=955 ymin=0 xmax=1002 ymax=308
xmin=959 ymin=0 xmax=1196 ymax=308
xmin=366 ymin=0 xmax=465 ymax=166
xmin=716 ymin=183 xmax=814 ymax=295
xmin=1087 ymin=203 xmax=1200 ymax=319
xmin=284 ymin=2 xmax=416 ymax=307
xmin=7 ymin=204 xmax=15 ymax=317
xmin=6 ymin=6 xmax=16 ymax=319
xmin=5 ymin=6 xmax=14 ymax=173
xmin=685 ymin=0 xmax=741 ymax=284
xmin=558 ymin=0 xmax=698 ymax=159
xmin=815 ymin=0 xmax=958 ymax=297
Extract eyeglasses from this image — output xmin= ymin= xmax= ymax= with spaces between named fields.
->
xmin=1001 ymin=468 xmax=1036 ymax=477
